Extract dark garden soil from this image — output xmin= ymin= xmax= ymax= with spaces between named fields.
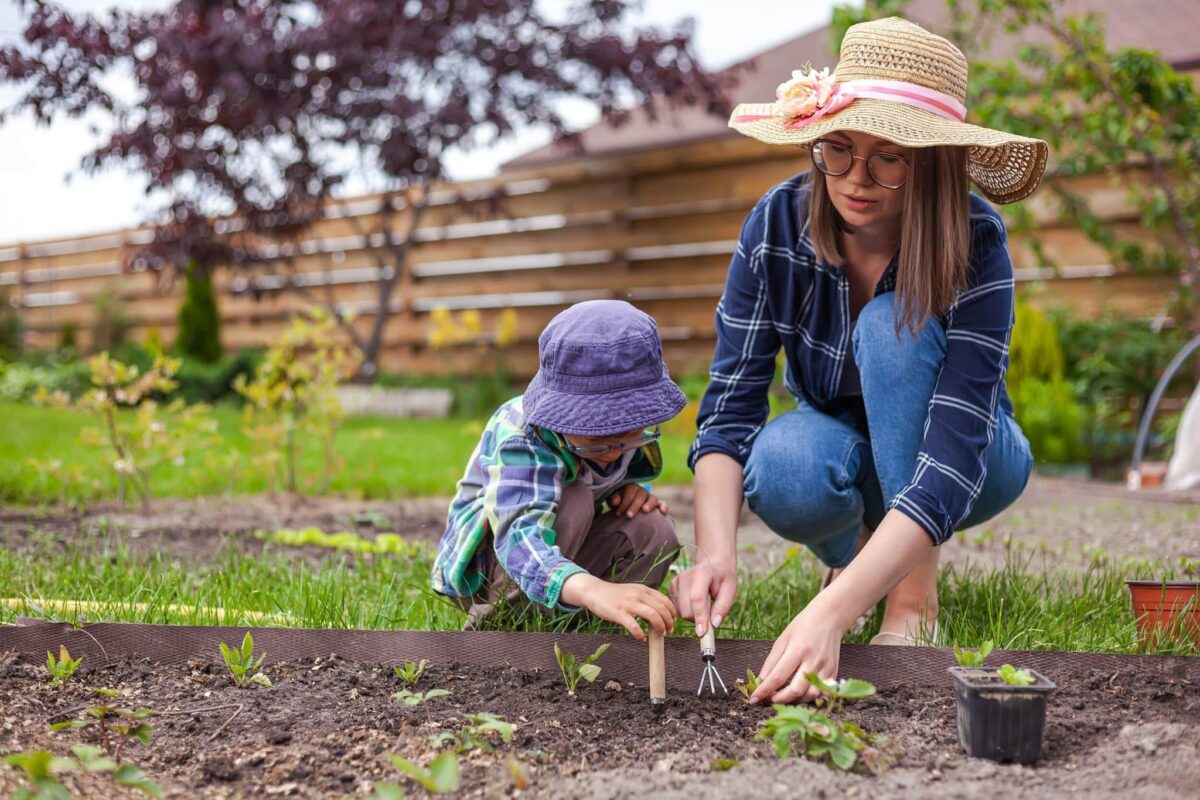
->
xmin=1 ymin=651 xmax=1197 ymax=799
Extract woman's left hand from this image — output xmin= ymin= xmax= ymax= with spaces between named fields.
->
xmin=749 ymin=603 xmax=845 ymax=705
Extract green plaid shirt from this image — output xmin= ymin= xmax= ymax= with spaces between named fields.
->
xmin=431 ymin=396 xmax=663 ymax=610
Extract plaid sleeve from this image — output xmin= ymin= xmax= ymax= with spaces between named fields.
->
xmin=689 ymin=199 xmax=781 ymax=469
xmin=891 ymin=213 xmax=1015 ymax=544
xmin=482 ymin=433 xmax=586 ymax=611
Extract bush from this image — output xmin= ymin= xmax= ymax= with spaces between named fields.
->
xmin=1010 ymin=378 xmax=1088 ymax=463
xmin=0 ymin=287 xmax=20 ymax=360
xmin=174 ymin=349 xmax=262 ymax=404
xmin=176 ymin=264 xmax=222 ymax=363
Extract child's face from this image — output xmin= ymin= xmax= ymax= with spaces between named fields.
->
xmin=563 ymin=427 xmax=646 ymax=465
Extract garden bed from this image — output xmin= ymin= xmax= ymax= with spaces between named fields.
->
xmin=1 ymin=650 xmax=1196 ymax=799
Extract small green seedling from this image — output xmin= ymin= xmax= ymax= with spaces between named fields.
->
xmin=218 ymin=632 xmax=271 ymax=687
xmin=953 ymin=640 xmax=994 ymax=668
xmin=46 ymin=645 xmax=82 ymax=687
xmin=554 ymin=642 xmax=610 ymax=695
xmin=50 ymin=688 xmax=156 ymax=764
xmin=392 ymin=688 xmax=450 ymax=707
xmin=429 ymin=712 xmax=515 ymax=753
xmin=734 ymin=669 xmax=763 ymax=701
xmin=379 ymin=752 xmax=460 ymax=794
xmin=393 ymin=659 xmax=428 ymax=687
xmin=711 ymin=758 xmax=740 ymax=771
xmin=805 ymin=673 xmax=877 ymax=716
xmin=5 ymin=750 xmax=76 ymax=800
xmin=998 ymin=664 xmax=1037 ymax=686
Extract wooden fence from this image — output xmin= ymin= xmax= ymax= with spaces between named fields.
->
xmin=0 ymin=135 xmax=1177 ymax=378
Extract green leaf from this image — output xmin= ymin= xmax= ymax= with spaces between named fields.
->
xmin=112 ymin=763 xmax=164 ymax=797
xmin=49 ymin=720 xmax=90 ymax=732
xmin=577 ymin=663 xmax=601 ymax=684
xmin=830 ymin=678 xmax=876 ymax=700
xmin=427 ymin=753 xmax=461 ymax=793
xmin=71 ymin=745 xmax=116 ymax=773
xmin=711 ymin=758 xmax=740 ymax=771
xmin=583 ymin=643 xmax=610 ymax=665
xmin=386 ymin=754 xmax=434 ymax=791
xmin=828 ymin=740 xmax=859 ymax=771
xmin=372 ymin=784 xmax=406 ymax=800
xmin=998 ymin=664 xmax=1036 ymax=686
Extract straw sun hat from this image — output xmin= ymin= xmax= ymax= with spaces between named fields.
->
xmin=729 ymin=17 xmax=1048 ymax=204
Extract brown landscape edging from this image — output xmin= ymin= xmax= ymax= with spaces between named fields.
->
xmin=3 ymin=619 xmax=1197 ymax=692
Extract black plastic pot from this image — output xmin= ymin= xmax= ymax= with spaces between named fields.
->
xmin=948 ymin=666 xmax=1057 ymax=764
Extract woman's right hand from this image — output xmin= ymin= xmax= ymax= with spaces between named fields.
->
xmin=670 ymin=560 xmax=738 ymax=636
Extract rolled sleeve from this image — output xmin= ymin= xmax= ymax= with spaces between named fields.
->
xmin=892 ymin=214 xmax=1014 ymax=544
xmin=689 ymin=200 xmax=781 ymax=469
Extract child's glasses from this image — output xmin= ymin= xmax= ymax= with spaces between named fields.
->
xmin=811 ymin=139 xmax=909 ymax=189
xmin=564 ymin=426 xmax=661 ymax=458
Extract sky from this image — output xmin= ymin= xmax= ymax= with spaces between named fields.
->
xmin=0 ymin=0 xmax=848 ymax=245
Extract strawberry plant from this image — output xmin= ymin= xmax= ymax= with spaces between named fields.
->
xmin=46 ymin=646 xmax=82 ymax=688
xmin=218 ymin=632 xmax=271 ymax=687
xmin=428 ymin=712 xmax=514 ymax=753
xmin=734 ymin=668 xmax=762 ymax=701
xmin=953 ymin=640 xmax=994 ymax=668
xmin=392 ymin=688 xmax=450 ymax=707
xmin=554 ymin=642 xmax=609 ymax=695
xmin=393 ymin=659 xmax=428 ymax=687
xmin=998 ymin=664 xmax=1037 ymax=686
xmin=49 ymin=688 xmax=156 ymax=765
xmin=376 ymin=752 xmax=460 ymax=796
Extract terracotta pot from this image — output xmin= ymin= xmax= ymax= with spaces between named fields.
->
xmin=1126 ymin=580 xmax=1200 ymax=645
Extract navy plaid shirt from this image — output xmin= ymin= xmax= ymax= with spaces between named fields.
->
xmin=689 ymin=172 xmax=1016 ymax=544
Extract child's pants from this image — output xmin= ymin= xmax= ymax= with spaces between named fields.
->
xmin=462 ymin=480 xmax=679 ymax=627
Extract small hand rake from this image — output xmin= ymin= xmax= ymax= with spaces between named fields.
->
xmin=696 ymin=627 xmax=728 ymax=696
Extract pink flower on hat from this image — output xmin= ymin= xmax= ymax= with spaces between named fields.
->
xmin=774 ymin=66 xmax=835 ymax=119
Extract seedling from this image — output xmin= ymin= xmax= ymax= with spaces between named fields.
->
xmin=46 ymin=645 xmax=82 ymax=687
xmin=393 ymin=659 xmax=428 ymax=687
xmin=218 ymin=632 xmax=271 ymax=687
xmin=4 ymin=750 xmax=75 ymax=800
xmin=953 ymin=640 xmax=994 ymax=668
xmin=734 ymin=668 xmax=763 ymax=701
xmin=805 ymin=673 xmax=877 ymax=717
xmin=711 ymin=758 xmax=740 ymax=771
xmin=378 ymin=752 xmax=460 ymax=795
xmin=554 ymin=642 xmax=610 ymax=695
xmin=429 ymin=712 xmax=515 ymax=753
xmin=392 ymin=688 xmax=450 ymax=707
xmin=50 ymin=688 xmax=156 ymax=764
xmin=998 ymin=664 xmax=1037 ymax=686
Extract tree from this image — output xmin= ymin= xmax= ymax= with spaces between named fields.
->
xmin=0 ymin=0 xmax=731 ymax=378
xmin=176 ymin=262 xmax=222 ymax=363
xmin=832 ymin=0 xmax=1200 ymax=332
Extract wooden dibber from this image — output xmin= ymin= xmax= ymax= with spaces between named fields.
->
xmin=648 ymin=628 xmax=666 ymax=712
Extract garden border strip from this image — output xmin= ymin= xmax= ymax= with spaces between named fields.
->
xmin=3 ymin=619 xmax=1196 ymax=691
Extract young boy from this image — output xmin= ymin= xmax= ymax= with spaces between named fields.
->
xmin=431 ymin=300 xmax=686 ymax=640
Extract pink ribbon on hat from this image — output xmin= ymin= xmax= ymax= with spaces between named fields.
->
xmin=734 ymin=79 xmax=967 ymax=129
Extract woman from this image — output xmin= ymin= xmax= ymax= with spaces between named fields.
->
xmin=670 ymin=17 xmax=1045 ymax=705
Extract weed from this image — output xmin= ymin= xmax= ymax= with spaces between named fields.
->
xmin=46 ymin=646 xmax=82 ymax=687
xmin=998 ymin=664 xmax=1036 ymax=686
xmin=218 ymin=632 xmax=271 ymax=687
xmin=554 ymin=642 xmax=610 ymax=695
xmin=392 ymin=688 xmax=450 ymax=707
xmin=393 ymin=659 xmax=428 ymax=687
xmin=734 ymin=668 xmax=762 ymax=701
xmin=49 ymin=689 xmax=156 ymax=766
xmin=378 ymin=752 xmax=460 ymax=795
xmin=953 ymin=640 xmax=994 ymax=668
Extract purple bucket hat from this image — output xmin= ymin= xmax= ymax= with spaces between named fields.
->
xmin=523 ymin=300 xmax=687 ymax=437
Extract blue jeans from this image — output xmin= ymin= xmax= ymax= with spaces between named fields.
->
xmin=743 ymin=295 xmax=1033 ymax=568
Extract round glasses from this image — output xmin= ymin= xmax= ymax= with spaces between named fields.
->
xmin=564 ymin=426 xmax=661 ymax=459
xmin=811 ymin=140 xmax=910 ymax=189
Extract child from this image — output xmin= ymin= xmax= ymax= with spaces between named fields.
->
xmin=432 ymin=300 xmax=687 ymax=640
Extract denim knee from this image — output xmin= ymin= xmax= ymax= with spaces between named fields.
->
xmin=743 ymin=413 xmax=865 ymax=546
xmin=852 ymin=294 xmax=946 ymax=379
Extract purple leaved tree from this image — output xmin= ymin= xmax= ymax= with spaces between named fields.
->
xmin=1 ymin=0 xmax=731 ymax=378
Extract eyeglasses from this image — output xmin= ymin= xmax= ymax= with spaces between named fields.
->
xmin=564 ymin=426 xmax=661 ymax=458
xmin=811 ymin=140 xmax=910 ymax=189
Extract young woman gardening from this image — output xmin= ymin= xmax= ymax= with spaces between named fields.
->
xmin=670 ymin=17 xmax=1047 ymax=705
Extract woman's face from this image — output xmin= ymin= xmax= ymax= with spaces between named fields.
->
xmin=819 ymin=130 xmax=909 ymax=232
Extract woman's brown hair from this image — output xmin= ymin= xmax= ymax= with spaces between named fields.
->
xmin=808 ymin=145 xmax=970 ymax=333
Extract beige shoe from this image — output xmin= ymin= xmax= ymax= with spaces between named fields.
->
xmin=869 ymin=621 xmax=939 ymax=646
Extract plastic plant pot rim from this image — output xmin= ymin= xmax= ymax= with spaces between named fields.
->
xmin=947 ymin=666 xmax=1058 ymax=693
xmin=1125 ymin=580 xmax=1200 ymax=589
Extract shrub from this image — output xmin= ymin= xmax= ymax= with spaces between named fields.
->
xmin=0 ymin=286 xmax=20 ymax=360
xmin=176 ymin=263 xmax=222 ymax=363
xmin=91 ymin=284 xmax=134 ymax=352
xmin=1011 ymin=377 xmax=1088 ymax=463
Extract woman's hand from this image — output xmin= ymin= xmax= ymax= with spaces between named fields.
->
xmin=749 ymin=604 xmax=844 ymax=705
xmin=608 ymin=485 xmax=668 ymax=518
xmin=562 ymin=573 xmax=676 ymax=641
xmin=669 ymin=560 xmax=738 ymax=637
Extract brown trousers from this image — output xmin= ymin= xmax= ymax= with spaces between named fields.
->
xmin=462 ymin=480 xmax=679 ymax=627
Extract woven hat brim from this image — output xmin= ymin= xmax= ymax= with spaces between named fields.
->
xmin=729 ymin=99 xmax=1048 ymax=204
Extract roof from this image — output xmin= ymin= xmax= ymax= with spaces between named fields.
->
xmin=503 ymin=0 xmax=1200 ymax=170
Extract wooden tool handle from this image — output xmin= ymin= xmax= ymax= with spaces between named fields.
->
xmin=700 ymin=626 xmax=716 ymax=652
xmin=648 ymin=629 xmax=666 ymax=705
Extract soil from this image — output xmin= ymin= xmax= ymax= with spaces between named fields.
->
xmin=3 ymin=476 xmax=1198 ymax=573
xmin=1 ymin=651 xmax=1197 ymax=799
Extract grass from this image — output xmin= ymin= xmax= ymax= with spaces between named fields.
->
xmin=2 ymin=530 xmax=1195 ymax=656
xmin=0 ymin=401 xmax=696 ymax=505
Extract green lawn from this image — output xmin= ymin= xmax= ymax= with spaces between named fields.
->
xmin=0 ymin=401 xmax=696 ymax=504
xmin=2 ymin=531 xmax=1195 ymax=656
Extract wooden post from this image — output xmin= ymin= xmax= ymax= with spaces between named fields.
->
xmin=648 ymin=628 xmax=666 ymax=711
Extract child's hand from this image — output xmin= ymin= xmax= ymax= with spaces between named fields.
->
xmin=563 ymin=574 xmax=676 ymax=640
xmin=608 ymin=485 xmax=668 ymax=518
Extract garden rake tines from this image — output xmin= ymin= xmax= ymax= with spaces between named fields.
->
xmin=696 ymin=627 xmax=728 ymax=696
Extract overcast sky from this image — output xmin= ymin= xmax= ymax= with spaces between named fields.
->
xmin=0 ymin=0 xmax=847 ymax=245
